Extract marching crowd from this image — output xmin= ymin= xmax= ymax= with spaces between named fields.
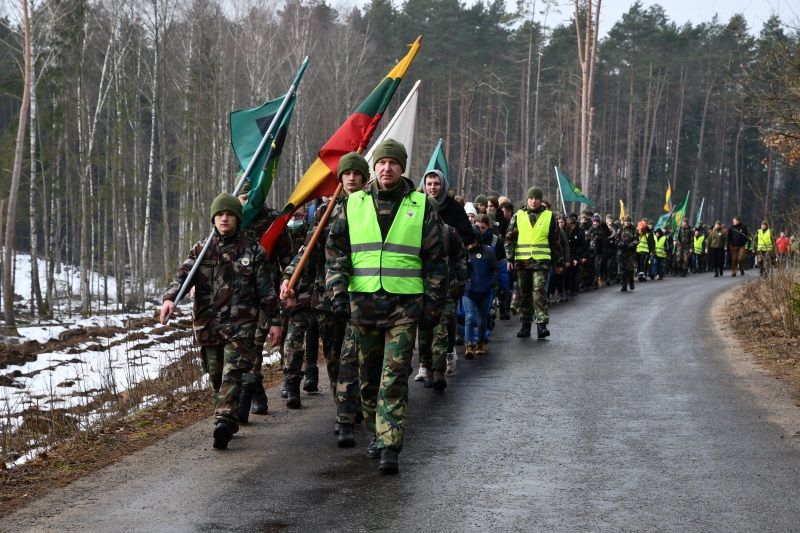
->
xmin=159 ymin=138 xmax=797 ymax=474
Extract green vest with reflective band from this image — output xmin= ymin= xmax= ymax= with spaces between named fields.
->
xmin=347 ymin=190 xmax=425 ymax=294
xmin=636 ymin=233 xmax=650 ymax=253
xmin=515 ymin=209 xmax=552 ymax=261
xmin=655 ymin=235 xmax=667 ymax=258
xmin=693 ymin=235 xmax=705 ymax=254
xmin=757 ymin=228 xmax=773 ymax=252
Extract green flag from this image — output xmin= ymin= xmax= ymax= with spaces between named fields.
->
xmin=556 ymin=167 xmax=594 ymax=206
xmin=230 ymin=95 xmax=296 ymax=228
xmin=670 ymin=191 xmax=691 ymax=232
xmin=423 ymin=138 xmax=449 ymax=182
xmin=655 ymin=209 xmax=672 ymax=231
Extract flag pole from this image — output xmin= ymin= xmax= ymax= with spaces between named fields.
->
xmin=167 ymin=57 xmax=310 ymax=318
xmin=554 ymin=166 xmax=567 ymax=214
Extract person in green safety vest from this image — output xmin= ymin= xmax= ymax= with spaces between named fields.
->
xmin=325 ymin=139 xmax=447 ymax=475
xmin=635 ymin=222 xmax=655 ymax=282
xmin=652 ymin=228 xmax=668 ymax=280
xmin=692 ymin=229 xmax=706 ymax=273
xmin=755 ymin=219 xmax=774 ymax=276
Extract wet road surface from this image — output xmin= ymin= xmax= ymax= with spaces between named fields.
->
xmin=5 ymin=273 xmax=800 ymax=531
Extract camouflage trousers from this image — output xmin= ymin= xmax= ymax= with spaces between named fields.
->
xmin=355 ymin=323 xmax=416 ymax=452
xmin=617 ymin=251 xmax=636 ymax=284
xmin=417 ymin=300 xmax=455 ymax=372
xmin=517 ymin=267 xmax=549 ymax=324
xmin=316 ymin=311 xmax=347 ymax=404
xmin=675 ymin=248 xmax=692 ymax=271
xmin=201 ymin=340 xmax=257 ymax=427
xmin=335 ymin=322 xmax=361 ymax=425
xmin=283 ymin=309 xmax=319 ymax=381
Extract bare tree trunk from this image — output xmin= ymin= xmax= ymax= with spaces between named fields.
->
xmin=671 ymin=68 xmax=686 ymax=191
xmin=624 ymin=73 xmax=635 ymax=212
xmin=3 ymin=0 xmax=32 ymax=333
xmin=574 ymin=0 xmax=601 ymax=209
xmin=690 ymin=80 xmax=714 ymax=220
xmin=28 ymin=54 xmax=46 ymax=318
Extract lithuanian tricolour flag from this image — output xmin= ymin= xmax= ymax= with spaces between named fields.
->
xmin=261 ymin=36 xmax=422 ymax=255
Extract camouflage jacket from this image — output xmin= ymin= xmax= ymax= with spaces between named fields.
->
xmin=163 ymin=228 xmax=279 ymax=346
xmin=504 ymin=206 xmax=564 ymax=270
xmin=325 ymin=177 xmax=447 ymax=327
xmin=676 ymin=226 xmax=694 ymax=250
xmin=444 ymin=223 xmax=468 ymax=301
xmin=614 ymin=225 xmax=638 ymax=255
xmin=283 ymin=195 xmax=346 ymax=312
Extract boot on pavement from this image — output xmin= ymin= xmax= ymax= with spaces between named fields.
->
xmin=445 ymin=352 xmax=457 ymax=375
xmin=423 ymin=371 xmax=434 ymax=388
xmin=516 ymin=323 xmax=532 ymax=338
xmin=537 ymin=323 xmax=550 ymax=340
xmin=464 ymin=343 xmax=475 ymax=359
xmin=212 ymin=420 xmax=236 ymax=450
xmin=432 ymin=370 xmax=447 ymax=391
xmin=414 ymin=366 xmax=428 ymax=382
xmin=250 ymin=381 xmax=269 ymax=415
xmin=475 ymin=341 xmax=485 ymax=356
xmin=367 ymin=434 xmax=380 ymax=459
xmin=303 ymin=366 xmax=319 ymax=393
xmin=337 ymin=423 xmax=356 ymax=448
xmin=285 ymin=377 xmax=302 ymax=409
xmin=378 ymin=448 xmax=399 ymax=474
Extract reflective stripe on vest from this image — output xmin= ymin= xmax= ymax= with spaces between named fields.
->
xmin=347 ymin=190 xmax=425 ymax=294
xmin=757 ymin=228 xmax=773 ymax=252
xmin=655 ymin=235 xmax=667 ymax=258
xmin=636 ymin=234 xmax=650 ymax=253
xmin=694 ymin=235 xmax=705 ymax=254
xmin=515 ymin=209 xmax=552 ymax=261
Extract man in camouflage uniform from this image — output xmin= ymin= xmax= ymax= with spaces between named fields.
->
xmin=615 ymin=215 xmax=638 ymax=291
xmin=504 ymin=186 xmax=564 ymax=340
xmin=280 ymin=152 xmax=368 ymax=446
xmin=235 ymin=182 xmax=292 ymax=420
xmin=160 ymin=193 xmax=280 ymax=450
xmin=326 ymin=139 xmax=447 ymax=474
xmin=675 ymin=218 xmax=694 ymax=277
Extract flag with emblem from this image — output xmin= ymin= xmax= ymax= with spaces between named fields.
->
xmin=670 ymin=190 xmax=691 ymax=232
xmin=555 ymin=167 xmax=594 ymax=206
xmin=663 ymin=181 xmax=673 ymax=212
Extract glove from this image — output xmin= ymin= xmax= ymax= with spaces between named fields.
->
xmin=332 ymin=295 xmax=350 ymax=320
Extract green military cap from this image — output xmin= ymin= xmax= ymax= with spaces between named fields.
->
xmin=210 ymin=192 xmax=243 ymax=222
xmin=372 ymin=138 xmax=407 ymax=171
xmin=527 ymin=187 xmax=543 ymax=200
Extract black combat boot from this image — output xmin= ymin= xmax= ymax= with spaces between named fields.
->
xmin=337 ymin=423 xmax=356 ymax=448
xmin=303 ymin=366 xmax=319 ymax=393
xmin=537 ymin=323 xmax=550 ymax=340
xmin=280 ymin=370 xmax=289 ymax=398
xmin=212 ymin=420 xmax=236 ymax=450
xmin=286 ymin=377 xmax=302 ymax=409
xmin=620 ymin=284 xmax=627 ymax=292
xmin=378 ymin=448 xmax=399 ymax=474
xmin=432 ymin=370 xmax=447 ymax=391
xmin=629 ymin=280 xmax=635 ymax=291
xmin=367 ymin=434 xmax=380 ymax=459
xmin=516 ymin=323 xmax=532 ymax=338
xmin=250 ymin=381 xmax=268 ymax=415
xmin=234 ymin=385 xmax=255 ymax=425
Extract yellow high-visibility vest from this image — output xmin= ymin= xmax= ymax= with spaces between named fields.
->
xmin=347 ymin=190 xmax=425 ymax=294
xmin=515 ymin=209 xmax=552 ymax=261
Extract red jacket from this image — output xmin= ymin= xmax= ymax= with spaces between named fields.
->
xmin=777 ymin=236 xmax=790 ymax=254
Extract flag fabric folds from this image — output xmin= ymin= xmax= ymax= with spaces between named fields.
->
xmin=366 ymin=80 xmax=420 ymax=183
xmin=695 ymin=197 xmax=705 ymax=226
xmin=670 ymin=191 xmax=691 ymax=232
xmin=619 ymin=199 xmax=626 ymax=221
xmin=422 ymin=138 xmax=449 ymax=185
xmin=260 ymin=37 xmax=422 ymax=255
xmin=230 ymin=96 xmax=296 ymax=228
xmin=556 ymin=167 xmax=594 ymax=206
xmin=655 ymin=210 xmax=672 ymax=231
xmin=663 ymin=182 xmax=673 ymax=212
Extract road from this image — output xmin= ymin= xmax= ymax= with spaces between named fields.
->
xmin=4 ymin=274 xmax=800 ymax=531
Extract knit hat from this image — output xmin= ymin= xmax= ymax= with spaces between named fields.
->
xmin=371 ymin=138 xmax=407 ymax=171
xmin=464 ymin=202 xmax=478 ymax=216
xmin=210 ymin=192 xmax=243 ymax=223
xmin=605 ymin=213 xmax=613 ymax=220
xmin=527 ymin=187 xmax=543 ymax=200
xmin=715 ymin=220 xmax=722 ymax=225
xmin=338 ymin=152 xmax=369 ymax=181
xmin=474 ymin=194 xmax=488 ymax=205
xmin=592 ymin=215 xmax=601 ymax=222
xmin=582 ymin=209 xmax=593 ymax=217
xmin=762 ymin=219 xmax=769 ymax=226
xmin=623 ymin=215 xmax=632 ymax=222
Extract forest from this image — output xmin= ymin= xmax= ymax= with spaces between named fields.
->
xmin=0 ymin=0 xmax=798 ymax=320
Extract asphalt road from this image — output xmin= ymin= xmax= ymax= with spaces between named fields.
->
xmin=5 ymin=273 xmax=800 ymax=532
